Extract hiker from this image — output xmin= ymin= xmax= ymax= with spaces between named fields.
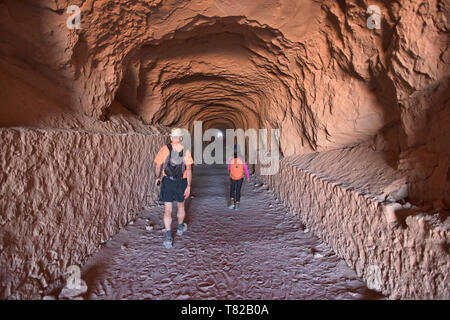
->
xmin=227 ymin=144 xmax=250 ymax=210
xmin=154 ymin=128 xmax=193 ymax=248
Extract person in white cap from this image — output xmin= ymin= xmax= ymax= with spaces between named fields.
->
xmin=154 ymin=128 xmax=194 ymax=248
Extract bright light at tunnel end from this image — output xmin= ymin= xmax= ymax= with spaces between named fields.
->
xmin=170 ymin=121 xmax=280 ymax=175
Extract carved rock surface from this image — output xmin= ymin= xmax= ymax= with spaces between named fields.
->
xmin=0 ymin=0 xmax=449 ymax=299
xmin=0 ymin=0 xmax=448 ymax=205
xmin=0 ymin=127 xmax=168 ymax=299
xmin=257 ymin=148 xmax=450 ymax=300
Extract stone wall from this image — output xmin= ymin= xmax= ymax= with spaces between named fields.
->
xmin=1 ymin=0 xmax=449 ymax=207
xmin=257 ymin=151 xmax=449 ymax=299
xmin=0 ymin=127 xmax=168 ymax=299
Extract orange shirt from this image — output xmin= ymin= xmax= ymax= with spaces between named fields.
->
xmin=154 ymin=142 xmax=193 ymax=179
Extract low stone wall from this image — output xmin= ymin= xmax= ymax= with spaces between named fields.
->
xmin=257 ymin=155 xmax=449 ymax=299
xmin=0 ymin=127 xmax=168 ymax=299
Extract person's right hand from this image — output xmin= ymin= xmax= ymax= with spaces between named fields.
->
xmin=155 ymin=178 xmax=161 ymax=186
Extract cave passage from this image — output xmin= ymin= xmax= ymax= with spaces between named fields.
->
xmin=80 ymin=165 xmax=381 ymax=300
xmin=0 ymin=0 xmax=448 ymax=301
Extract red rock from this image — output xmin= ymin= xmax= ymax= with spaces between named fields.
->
xmin=0 ymin=0 xmax=448 ymax=300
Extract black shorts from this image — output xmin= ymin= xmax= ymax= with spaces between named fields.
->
xmin=159 ymin=177 xmax=188 ymax=203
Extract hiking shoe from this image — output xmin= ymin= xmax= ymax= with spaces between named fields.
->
xmin=163 ymin=231 xmax=173 ymax=249
xmin=176 ymin=223 xmax=187 ymax=236
xmin=234 ymin=202 xmax=240 ymax=210
xmin=163 ymin=239 xmax=173 ymax=249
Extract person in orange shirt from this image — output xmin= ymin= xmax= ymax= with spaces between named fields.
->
xmin=154 ymin=128 xmax=194 ymax=248
xmin=227 ymin=144 xmax=250 ymax=210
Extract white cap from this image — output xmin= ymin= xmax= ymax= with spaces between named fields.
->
xmin=170 ymin=128 xmax=185 ymax=137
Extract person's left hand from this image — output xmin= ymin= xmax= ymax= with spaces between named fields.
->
xmin=184 ymin=185 xmax=191 ymax=199
xmin=247 ymin=178 xmax=251 ymax=183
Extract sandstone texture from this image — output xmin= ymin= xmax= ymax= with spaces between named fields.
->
xmin=257 ymin=146 xmax=449 ymax=299
xmin=0 ymin=127 xmax=168 ymax=299
xmin=0 ymin=0 xmax=449 ymax=300
xmin=1 ymin=0 xmax=448 ymax=206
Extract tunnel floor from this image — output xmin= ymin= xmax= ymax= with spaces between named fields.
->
xmin=81 ymin=165 xmax=383 ymax=300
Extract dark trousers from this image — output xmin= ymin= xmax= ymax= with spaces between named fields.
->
xmin=230 ymin=178 xmax=243 ymax=202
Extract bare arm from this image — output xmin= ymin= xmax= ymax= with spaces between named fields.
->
xmin=244 ymin=162 xmax=250 ymax=182
xmin=184 ymin=164 xmax=192 ymax=199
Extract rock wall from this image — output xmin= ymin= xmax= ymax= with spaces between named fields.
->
xmin=0 ymin=127 xmax=168 ymax=299
xmin=1 ymin=0 xmax=448 ymax=207
xmin=257 ymin=147 xmax=449 ymax=299
xmin=0 ymin=0 xmax=448 ymax=300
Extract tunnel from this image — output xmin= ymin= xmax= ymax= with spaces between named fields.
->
xmin=0 ymin=0 xmax=449 ymax=300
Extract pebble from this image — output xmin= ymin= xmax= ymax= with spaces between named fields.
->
xmin=58 ymin=280 xmax=88 ymax=300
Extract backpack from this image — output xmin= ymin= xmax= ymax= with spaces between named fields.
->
xmin=230 ymin=157 xmax=244 ymax=180
xmin=163 ymin=143 xmax=185 ymax=180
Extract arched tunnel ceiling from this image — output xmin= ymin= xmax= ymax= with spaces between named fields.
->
xmin=118 ymin=19 xmax=297 ymax=133
xmin=1 ymin=1 xmax=450 ymax=301
xmin=0 ymin=0 xmax=448 ymax=157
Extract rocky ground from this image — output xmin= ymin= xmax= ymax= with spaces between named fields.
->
xmin=78 ymin=165 xmax=382 ymax=300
